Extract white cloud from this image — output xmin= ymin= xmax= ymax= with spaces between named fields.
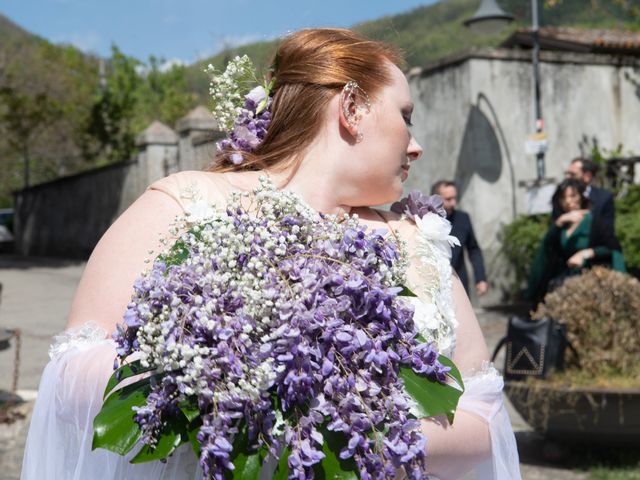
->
xmin=160 ymin=58 xmax=186 ymax=71
xmin=195 ymin=32 xmax=277 ymax=61
xmin=53 ymin=31 xmax=103 ymax=55
xmin=135 ymin=30 xmax=275 ymax=65
xmin=134 ymin=58 xmax=187 ymax=76
xmin=223 ymin=33 xmax=274 ymax=49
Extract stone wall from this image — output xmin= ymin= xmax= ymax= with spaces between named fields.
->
xmin=14 ymin=161 xmax=138 ymax=258
xmin=405 ymin=48 xmax=640 ymax=301
xmin=13 ymin=107 xmax=221 ymax=258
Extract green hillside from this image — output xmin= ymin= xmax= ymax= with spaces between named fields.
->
xmin=188 ymin=0 xmax=640 ymax=95
xmin=1 ymin=1 xmax=639 ymax=207
xmin=0 ymin=14 xmax=102 ymax=205
xmin=0 ymin=14 xmax=196 ymax=206
xmin=361 ymin=0 xmax=640 ymax=68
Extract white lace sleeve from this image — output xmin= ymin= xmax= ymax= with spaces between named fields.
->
xmin=22 ymin=323 xmax=201 ymax=480
xmin=459 ymin=363 xmax=522 ymax=479
xmin=48 ymin=321 xmax=110 ymax=359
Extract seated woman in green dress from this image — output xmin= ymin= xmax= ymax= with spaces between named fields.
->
xmin=527 ymin=178 xmax=625 ymax=306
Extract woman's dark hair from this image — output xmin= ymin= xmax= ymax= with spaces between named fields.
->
xmin=551 ymin=178 xmax=590 ymax=212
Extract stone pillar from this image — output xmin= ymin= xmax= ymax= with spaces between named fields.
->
xmin=135 ymin=121 xmax=178 ymax=191
xmin=176 ymin=106 xmax=223 ymax=171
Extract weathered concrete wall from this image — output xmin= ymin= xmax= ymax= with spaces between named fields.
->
xmin=14 ymin=161 xmax=139 ymax=258
xmin=14 ymin=108 xmax=220 ymax=258
xmin=405 ymin=49 xmax=640 ymax=300
xmin=192 ymin=132 xmax=224 ymax=171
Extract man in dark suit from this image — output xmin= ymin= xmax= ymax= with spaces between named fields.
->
xmin=553 ymin=157 xmax=615 ymax=227
xmin=431 ymin=180 xmax=488 ymax=297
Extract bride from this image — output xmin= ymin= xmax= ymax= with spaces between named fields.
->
xmin=21 ymin=28 xmax=520 ymax=479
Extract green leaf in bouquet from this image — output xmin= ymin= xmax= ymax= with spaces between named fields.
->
xmin=160 ymin=239 xmax=190 ymax=267
xmin=159 ymin=224 xmax=212 ymax=267
xmin=92 ymin=375 xmax=155 ymax=455
xmin=412 ymin=335 xmax=464 ymax=390
xmin=178 ymin=396 xmax=200 ymax=423
xmin=400 ymin=284 xmax=418 ymax=297
xmin=399 ymin=362 xmax=464 ymax=424
xmin=229 ymin=450 xmax=264 ymax=480
xmin=313 ymin=428 xmax=358 ymax=480
xmin=103 ymin=359 xmax=156 ymax=400
xmin=228 ymin=424 xmax=269 ymax=480
xmin=438 ymin=354 xmax=464 ymax=391
xmin=130 ymin=410 xmax=190 ymax=463
xmin=272 ymin=446 xmax=290 ymax=480
xmin=187 ymin=418 xmax=202 ymax=458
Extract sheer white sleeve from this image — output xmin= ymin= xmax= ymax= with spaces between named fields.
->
xmin=21 ymin=323 xmax=201 ymax=480
xmin=458 ymin=364 xmax=521 ymax=479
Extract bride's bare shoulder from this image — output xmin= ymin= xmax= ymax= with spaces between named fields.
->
xmin=148 ymin=170 xmax=234 ymax=208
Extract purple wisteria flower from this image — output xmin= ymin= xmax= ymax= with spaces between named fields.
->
xmin=217 ymin=86 xmax=272 ymax=164
xmin=391 ymin=190 xmax=446 ymax=220
xmin=99 ymin=179 xmax=460 ymax=480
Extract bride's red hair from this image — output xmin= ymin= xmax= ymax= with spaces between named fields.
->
xmin=209 ymin=28 xmax=403 ymax=172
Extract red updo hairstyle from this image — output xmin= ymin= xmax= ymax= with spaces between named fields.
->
xmin=209 ymin=28 xmax=403 ymax=172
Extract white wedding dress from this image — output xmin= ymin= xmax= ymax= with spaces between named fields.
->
xmin=21 ymin=172 xmax=520 ymax=479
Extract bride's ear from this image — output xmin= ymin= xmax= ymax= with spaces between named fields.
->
xmin=338 ymin=89 xmax=359 ymax=138
xmin=338 ymin=81 xmax=370 ymax=143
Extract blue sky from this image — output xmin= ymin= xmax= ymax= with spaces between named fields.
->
xmin=0 ymin=0 xmax=438 ymax=64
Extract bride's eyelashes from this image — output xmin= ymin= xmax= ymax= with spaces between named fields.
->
xmin=401 ymin=108 xmax=414 ymax=127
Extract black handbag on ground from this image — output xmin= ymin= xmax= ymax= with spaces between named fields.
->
xmin=491 ymin=316 xmax=578 ymax=381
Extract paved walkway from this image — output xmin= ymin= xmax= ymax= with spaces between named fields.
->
xmin=0 ymin=255 xmax=588 ymax=479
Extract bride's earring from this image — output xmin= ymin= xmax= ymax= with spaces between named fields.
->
xmin=341 ymin=80 xmax=370 ymax=143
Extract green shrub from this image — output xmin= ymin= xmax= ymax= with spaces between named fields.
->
xmin=617 ymin=212 xmax=640 ymax=274
xmin=498 ymin=214 xmax=549 ymax=296
xmin=615 ymin=184 xmax=640 ymax=275
xmin=615 ymin=184 xmax=640 ymax=215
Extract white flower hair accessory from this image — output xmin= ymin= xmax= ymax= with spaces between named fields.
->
xmin=206 ymin=55 xmax=275 ymax=164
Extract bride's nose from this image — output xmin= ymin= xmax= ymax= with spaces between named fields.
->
xmin=407 ymin=136 xmax=422 ymax=162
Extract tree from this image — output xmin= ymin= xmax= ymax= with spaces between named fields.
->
xmin=0 ymin=85 xmax=61 ymax=188
xmin=136 ymin=56 xmax=195 ymax=131
xmin=86 ymin=45 xmax=141 ymax=163
xmin=86 ymin=46 xmax=196 ymax=164
xmin=544 ymin=0 xmax=640 ymax=17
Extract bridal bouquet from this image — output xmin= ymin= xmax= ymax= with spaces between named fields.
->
xmin=92 ymin=178 xmax=463 ymax=480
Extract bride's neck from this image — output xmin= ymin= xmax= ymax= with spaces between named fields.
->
xmin=269 ymin=141 xmax=354 ymax=216
xmin=223 ymin=130 xmax=354 ymax=216
xmin=268 ymin=168 xmax=352 ymax=217
xmin=221 ymin=167 xmax=352 ymax=217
